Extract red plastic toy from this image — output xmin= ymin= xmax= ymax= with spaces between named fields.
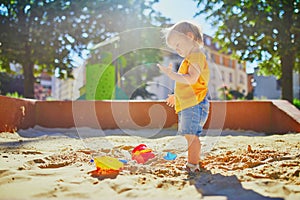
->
xmin=131 ymin=144 xmax=155 ymax=164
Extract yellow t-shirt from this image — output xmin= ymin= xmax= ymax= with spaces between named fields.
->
xmin=174 ymin=52 xmax=209 ymax=113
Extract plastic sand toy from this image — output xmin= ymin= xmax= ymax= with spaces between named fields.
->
xmin=163 ymin=152 xmax=177 ymax=160
xmin=131 ymin=144 xmax=155 ymax=164
xmin=93 ymin=156 xmax=124 ymax=174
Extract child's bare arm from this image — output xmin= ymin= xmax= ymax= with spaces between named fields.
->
xmin=157 ymin=63 xmax=200 ymax=85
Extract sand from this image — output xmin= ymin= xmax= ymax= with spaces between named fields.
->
xmin=0 ymin=126 xmax=299 ymax=200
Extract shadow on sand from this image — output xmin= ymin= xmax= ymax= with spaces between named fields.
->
xmin=189 ymin=170 xmax=283 ymax=200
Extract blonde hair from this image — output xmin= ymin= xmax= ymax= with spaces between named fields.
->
xmin=163 ymin=20 xmax=204 ymax=47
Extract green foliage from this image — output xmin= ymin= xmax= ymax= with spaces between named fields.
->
xmin=195 ymin=0 xmax=300 ymax=102
xmin=293 ymin=98 xmax=300 ymax=109
xmin=218 ymin=86 xmax=233 ymax=100
xmin=5 ymin=92 xmax=23 ymax=98
xmin=257 ymin=55 xmax=281 ymax=78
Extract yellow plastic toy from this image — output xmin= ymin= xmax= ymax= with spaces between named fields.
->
xmin=94 ymin=156 xmax=124 ymax=174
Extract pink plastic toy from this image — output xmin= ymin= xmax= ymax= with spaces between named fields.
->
xmin=131 ymin=144 xmax=155 ymax=164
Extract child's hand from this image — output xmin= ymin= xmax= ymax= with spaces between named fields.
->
xmin=166 ymin=94 xmax=175 ymax=107
xmin=157 ymin=63 xmax=173 ymax=76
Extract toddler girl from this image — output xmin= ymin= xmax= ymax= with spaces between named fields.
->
xmin=157 ymin=20 xmax=210 ymax=174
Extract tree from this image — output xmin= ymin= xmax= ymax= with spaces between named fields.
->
xmin=0 ymin=0 xmax=168 ymax=98
xmin=195 ymin=0 xmax=300 ymax=102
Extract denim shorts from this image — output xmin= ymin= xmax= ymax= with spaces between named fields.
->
xmin=177 ymin=97 xmax=209 ymax=136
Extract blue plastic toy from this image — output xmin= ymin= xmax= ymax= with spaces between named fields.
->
xmin=164 ymin=152 xmax=177 ymax=160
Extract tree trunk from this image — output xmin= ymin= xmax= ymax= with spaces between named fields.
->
xmin=279 ymin=3 xmax=294 ymax=103
xmin=280 ymin=54 xmax=294 ymax=103
xmin=23 ymin=63 xmax=35 ymax=99
xmin=22 ymin=42 xmax=35 ymax=99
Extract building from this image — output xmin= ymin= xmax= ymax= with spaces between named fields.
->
xmin=251 ymin=68 xmax=281 ymax=99
xmin=51 ymin=66 xmax=85 ymax=100
xmin=34 ymin=72 xmax=52 ymax=100
xmin=249 ymin=68 xmax=300 ymax=100
xmin=204 ymin=34 xmax=247 ymax=99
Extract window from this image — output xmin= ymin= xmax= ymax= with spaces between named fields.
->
xmin=238 ymin=62 xmax=244 ymax=70
xmin=240 ymin=74 xmax=244 ymax=84
xmin=221 ymin=71 xmax=225 ymax=81
xmin=211 ymin=84 xmax=217 ymax=99
xmin=204 ymin=49 xmax=209 ymax=58
xmin=205 ymin=37 xmax=211 ymax=46
xmin=210 ymin=53 xmax=215 ymax=62
xmin=212 ymin=68 xmax=216 ymax=80
xmin=229 ymin=59 xmax=233 ymax=68
xmin=220 ymin=56 xmax=224 ymax=65
xmin=229 ymin=73 xmax=233 ymax=83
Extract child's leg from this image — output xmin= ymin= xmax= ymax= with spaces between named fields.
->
xmin=185 ymin=134 xmax=201 ymax=165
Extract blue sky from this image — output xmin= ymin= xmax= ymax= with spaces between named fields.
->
xmin=153 ymin=0 xmax=217 ymax=36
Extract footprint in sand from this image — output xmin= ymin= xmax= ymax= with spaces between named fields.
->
xmin=0 ymin=169 xmax=15 ymax=178
xmin=23 ymin=150 xmax=91 ymax=169
xmin=0 ymin=170 xmax=31 ymax=185
xmin=156 ymin=179 xmax=187 ymax=190
xmin=20 ymin=158 xmax=47 ymax=170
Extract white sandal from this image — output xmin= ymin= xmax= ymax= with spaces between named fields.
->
xmin=186 ymin=163 xmax=201 ymax=173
